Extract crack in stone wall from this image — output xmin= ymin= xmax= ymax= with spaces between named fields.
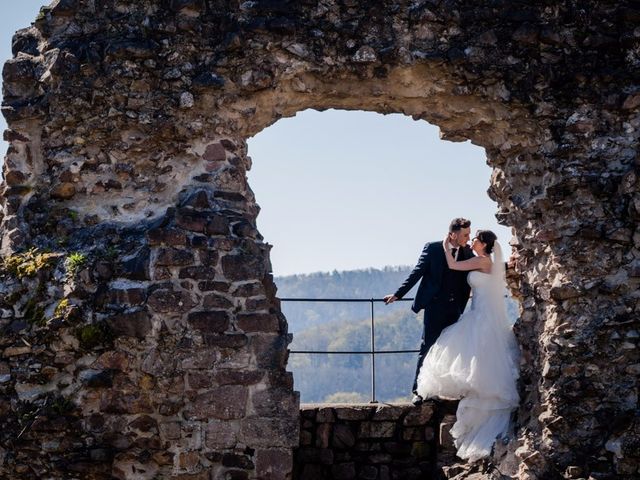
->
xmin=0 ymin=1 xmax=639 ymax=479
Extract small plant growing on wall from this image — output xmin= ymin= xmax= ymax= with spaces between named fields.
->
xmin=65 ymin=252 xmax=87 ymax=277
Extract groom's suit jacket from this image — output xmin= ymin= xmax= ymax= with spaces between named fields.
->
xmin=394 ymin=241 xmax=473 ymax=314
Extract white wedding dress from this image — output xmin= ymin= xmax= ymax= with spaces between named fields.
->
xmin=416 ymin=243 xmax=520 ymax=462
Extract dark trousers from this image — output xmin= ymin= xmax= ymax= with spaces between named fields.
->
xmin=411 ymin=301 xmax=462 ymax=394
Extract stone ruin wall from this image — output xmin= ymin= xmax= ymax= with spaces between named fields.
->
xmin=0 ymin=0 xmax=639 ymax=479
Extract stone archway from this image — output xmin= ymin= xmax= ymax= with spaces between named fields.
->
xmin=1 ymin=1 xmax=638 ymax=479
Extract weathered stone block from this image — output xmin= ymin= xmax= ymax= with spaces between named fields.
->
xmin=221 ymin=470 xmax=249 ymax=480
xmin=439 ymin=415 xmax=457 ymax=450
xmin=300 ymin=429 xmax=313 ymax=445
xmin=50 ymin=182 xmax=76 ymax=199
xmin=186 ymin=386 xmax=247 ymax=420
xmin=4 ymin=170 xmax=26 ymax=186
xmin=100 ymin=390 xmax=152 ymax=414
xmin=147 ymin=227 xmax=187 ymax=246
xmin=155 ymin=247 xmax=195 ymax=266
xmin=332 ymin=424 xmax=356 ymax=450
xmin=187 ymin=311 xmax=230 ymax=333
xmin=178 ymin=451 xmax=200 ymax=472
xmin=296 ymin=447 xmax=334 ymax=465
xmin=203 ymin=293 xmax=233 ymax=309
xmin=369 ymin=452 xmax=392 ymax=464
xmin=251 ymin=386 xmax=298 ymax=418
xmin=359 ymin=465 xmax=378 ymax=480
xmin=179 ymin=189 xmax=212 ymax=209
xmin=335 ymin=406 xmax=373 ymax=421
xmin=197 ymin=249 xmax=219 ymax=265
xmin=80 ymin=369 xmax=114 ymax=388
xmin=11 ymin=27 xmax=39 ymax=56
xmin=148 ymin=288 xmax=196 ymax=313
xmin=128 ymin=415 xmax=158 ymax=433
xmin=105 ymin=39 xmax=159 ymax=59
xmin=108 ymin=284 xmax=147 ymax=305
xmin=402 ymin=404 xmax=433 ymax=426
xmin=159 ymin=421 xmax=181 ymax=440
xmin=203 ymin=333 xmax=248 ymax=348
xmin=202 ymin=142 xmax=226 ymax=162
xmin=315 ymin=423 xmax=332 ymax=449
xmin=213 ymin=369 xmax=263 ymax=386
xmin=231 ymin=282 xmax=265 ymax=297
xmin=358 ymin=421 xmax=395 ymax=439
xmin=221 ymin=253 xmax=266 ymax=281
xmin=205 ymin=215 xmax=230 ymax=235
xmin=204 ymin=419 xmax=239 ymax=449
xmin=179 ymin=266 xmax=217 ymax=280
xmin=255 ymin=449 xmax=292 ymax=480
xmin=244 ymin=297 xmax=270 ymax=311
xmin=402 ymin=427 xmax=423 ymax=442
xmin=316 ymin=407 xmax=335 ymax=423
xmin=222 ymin=453 xmax=254 ymax=469
xmin=382 ymin=441 xmax=411 ymax=456
xmin=175 ymin=209 xmax=209 ymax=233
xmin=331 ymin=462 xmax=356 ymax=479
xmin=2 ymin=346 xmax=31 ymax=357
xmin=236 ymin=313 xmax=279 ymax=333
xmin=240 ymin=417 xmax=299 ymax=448
xmin=121 ymin=248 xmax=151 ymax=280
xmin=372 ymin=405 xmax=404 ymax=421
xmin=106 ymin=308 xmax=152 ymax=339
xmin=187 ymin=371 xmax=213 ymax=390
xmin=179 ymin=350 xmax=218 ymax=370
xmin=198 ymin=280 xmax=230 ymax=292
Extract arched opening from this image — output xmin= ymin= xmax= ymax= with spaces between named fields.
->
xmin=246 ymin=108 xmax=518 ymax=404
xmin=2 ymin=2 xmax=634 ymax=478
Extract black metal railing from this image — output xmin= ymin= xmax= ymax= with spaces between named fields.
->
xmin=281 ymin=297 xmax=417 ymax=404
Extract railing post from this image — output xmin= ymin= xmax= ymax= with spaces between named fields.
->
xmin=370 ymin=298 xmax=377 ymax=403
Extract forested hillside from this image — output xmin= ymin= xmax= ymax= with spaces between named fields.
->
xmin=275 ymin=267 xmax=520 ymax=404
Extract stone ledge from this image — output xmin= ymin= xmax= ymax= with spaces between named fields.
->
xmin=295 ymin=401 xmax=458 ymax=480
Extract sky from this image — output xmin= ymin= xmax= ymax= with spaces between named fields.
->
xmin=2 ymin=3 xmax=512 ymax=277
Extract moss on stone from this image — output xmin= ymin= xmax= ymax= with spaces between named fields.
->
xmin=2 ymin=248 xmax=58 ymax=279
xmin=48 ymin=395 xmax=75 ymax=416
xmin=75 ymin=322 xmax=112 ymax=350
xmin=410 ymin=441 xmax=430 ymax=459
xmin=35 ymin=6 xmax=49 ymax=22
xmin=24 ymin=297 xmax=46 ymax=326
xmin=54 ymin=298 xmax=70 ymax=318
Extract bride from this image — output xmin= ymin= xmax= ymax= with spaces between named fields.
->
xmin=416 ymin=230 xmax=520 ymax=462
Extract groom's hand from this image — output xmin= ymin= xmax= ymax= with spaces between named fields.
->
xmin=383 ymin=294 xmax=397 ymax=305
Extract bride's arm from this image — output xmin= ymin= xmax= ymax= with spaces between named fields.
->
xmin=442 ymin=238 xmax=491 ymax=272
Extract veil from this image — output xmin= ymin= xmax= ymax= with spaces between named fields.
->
xmin=488 ymin=242 xmax=510 ymax=328
xmin=489 ymin=241 xmax=520 ymax=372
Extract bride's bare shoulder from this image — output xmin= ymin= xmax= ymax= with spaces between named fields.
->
xmin=480 ymin=257 xmax=492 ymax=274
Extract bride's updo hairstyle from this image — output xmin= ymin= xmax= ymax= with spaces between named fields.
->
xmin=476 ymin=230 xmax=497 ymax=254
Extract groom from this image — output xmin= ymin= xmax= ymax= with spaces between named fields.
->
xmin=383 ymin=218 xmax=473 ymax=405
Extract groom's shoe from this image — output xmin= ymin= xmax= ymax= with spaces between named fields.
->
xmin=411 ymin=393 xmax=424 ymax=406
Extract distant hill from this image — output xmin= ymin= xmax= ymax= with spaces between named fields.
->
xmin=274 ymin=267 xmax=520 ymax=404
xmin=274 ymin=266 xmax=413 ymax=330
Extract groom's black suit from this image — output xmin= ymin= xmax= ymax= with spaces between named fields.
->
xmin=393 ymin=241 xmax=473 ymax=393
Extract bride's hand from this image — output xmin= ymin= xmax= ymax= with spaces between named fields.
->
xmin=443 ymin=235 xmax=449 ymax=249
